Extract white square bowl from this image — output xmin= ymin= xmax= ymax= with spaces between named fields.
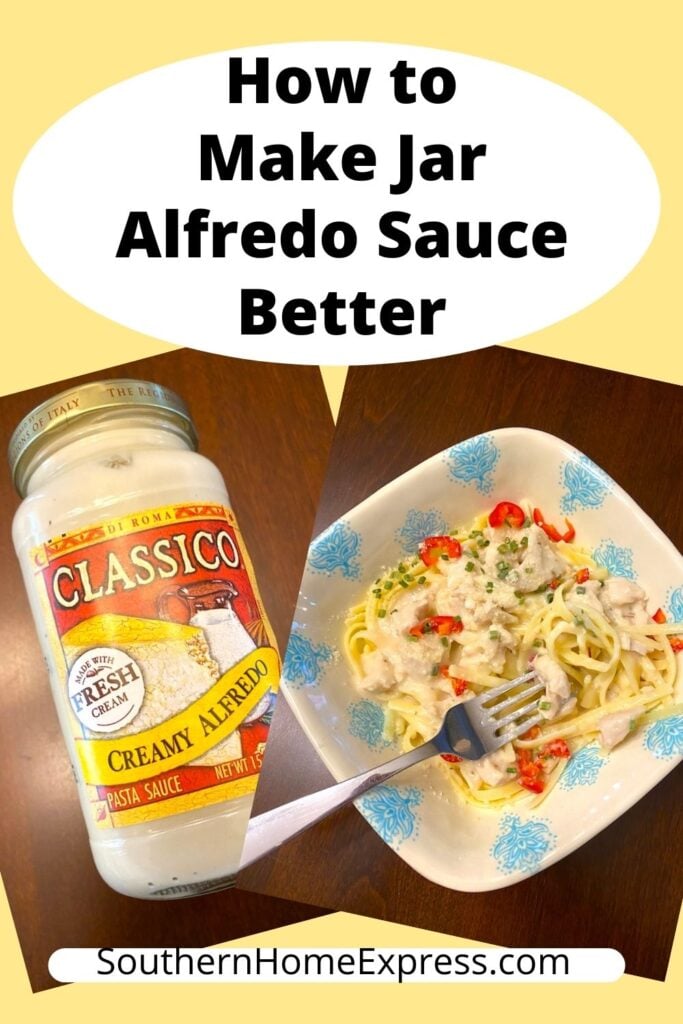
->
xmin=282 ymin=427 xmax=683 ymax=890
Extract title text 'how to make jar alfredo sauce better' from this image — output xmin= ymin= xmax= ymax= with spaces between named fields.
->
xmin=9 ymin=379 xmax=280 ymax=898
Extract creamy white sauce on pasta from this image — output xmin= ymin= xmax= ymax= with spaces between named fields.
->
xmin=345 ymin=504 xmax=681 ymax=806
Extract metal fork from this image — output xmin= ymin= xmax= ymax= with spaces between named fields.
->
xmin=239 ymin=670 xmax=542 ymax=870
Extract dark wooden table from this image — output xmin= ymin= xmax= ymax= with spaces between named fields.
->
xmin=239 ymin=346 xmax=683 ymax=981
xmin=0 ymin=349 xmax=334 ymax=992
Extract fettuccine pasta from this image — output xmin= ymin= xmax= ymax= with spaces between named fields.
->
xmin=344 ymin=500 xmax=682 ymax=807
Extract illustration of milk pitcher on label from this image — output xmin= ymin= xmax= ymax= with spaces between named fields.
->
xmin=159 ymin=579 xmax=256 ymax=672
xmin=158 ymin=579 xmax=272 ymax=730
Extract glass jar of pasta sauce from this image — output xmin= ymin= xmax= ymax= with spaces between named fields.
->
xmin=9 ymin=379 xmax=279 ymax=899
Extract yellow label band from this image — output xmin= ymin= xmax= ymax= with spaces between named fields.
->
xmin=75 ymin=646 xmax=279 ymax=786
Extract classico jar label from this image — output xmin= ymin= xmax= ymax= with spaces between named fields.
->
xmin=30 ymin=502 xmax=280 ymax=828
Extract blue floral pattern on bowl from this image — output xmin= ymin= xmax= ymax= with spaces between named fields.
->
xmin=593 ymin=540 xmax=636 ymax=580
xmin=308 ymin=521 xmax=362 ymax=580
xmin=558 ymin=743 xmax=606 ymax=789
xmin=348 ymin=700 xmax=391 ymax=749
xmin=445 ymin=434 xmax=500 ymax=495
xmin=357 ymin=785 xmax=423 ymax=846
xmin=395 ymin=508 xmax=448 ymax=554
xmin=490 ymin=814 xmax=557 ymax=874
xmin=560 ymin=455 xmax=611 ymax=513
xmin=282 ymin=632 xmax=333 ymax=687
xmin=644 ymin=716 xmax=683 ymax=759
xmin=667 ymin=585 xmax=683 ymax=622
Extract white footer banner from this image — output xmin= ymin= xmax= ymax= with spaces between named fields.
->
xmin=49 ymin=946 xmax=625 ymax=983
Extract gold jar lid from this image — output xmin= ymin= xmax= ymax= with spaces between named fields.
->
xmin=9 ymin=378 xmax=198 ymax=496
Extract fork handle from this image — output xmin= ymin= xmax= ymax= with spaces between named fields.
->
xmin=239 ymin=740 xmax=438 ymax=870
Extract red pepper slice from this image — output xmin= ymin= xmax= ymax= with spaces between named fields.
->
xmin=439 ymin=667 xmax=468 ymax=696
xmin=488 ymin=501 xmax=525 ymax=529
xmin=653 ymin=608 xmax=667 ymax=624
xmin=549 ymin=578 xmax=561 ymax=590
xmin=670 ymin=637 xmax=683 ymax=652
xmin=561 ymin=518 xmax=576 ymax=543
xmin=517 ymin=749 xmax=542 ymax=773
xmin=440 ymin=753 xmax=462 ymax=763
xmin=533 ymin=507 xmax=569 ymax=543
xmin=418 ymin=535 xmax=462 ymax=567
xmin=521 ymin=724 xmax=541 ymax=740
xmin=515 ymin=748 xmax=546 ymax=793
xmin=519 ymin=777 xmax=545 ymax=794
xmin=575 ymin=568 xmax=590 ymax=584
xmin=438 ymin=667 xmax=468 ymax=696
xmin=409 ymin=615 xmax=464 ymax=638
xmin=541 ymin=738 xmax=571 ymax=759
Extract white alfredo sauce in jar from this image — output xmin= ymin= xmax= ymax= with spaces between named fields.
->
xmin=10 ymin=379 xmax=279 ymax=899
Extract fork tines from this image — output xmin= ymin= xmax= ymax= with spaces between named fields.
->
xmin=482 ymin=670 xmax=544 ymax=739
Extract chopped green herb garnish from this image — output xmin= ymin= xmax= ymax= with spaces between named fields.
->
xmin=441 ymin=554 xmax=450 ymax=561
xmin=485 ymin=581 xmax=494 ymax=593
xmin=383 ymin=581 xmax=393 ymax=590
xmin=377 ymin=609 xmax=387 ymax=618
xmin=539 ymin=701 xmax=551 ymax=710
xmin=431 ymin=664 xmax=440 ymax=677
xmin=398 ymin=563 xmax=407 ymax=574
xmin=417 ymin=576 xmax=427 ymax=584
xmin=404 ymin=573 xmax=414 ymax=582
xmin=422 ymin=621 xmax=433 ymax=633
xmin=478 ymin=537 xmax=490 ymax=548
xmin=440 ymin=636 xmax=449 ymax=647
xmin=489 ymin=629 xmax=501 ymax=640
xmin=506 ymin=767 xmax=518 ymax=774
xmin=546 ymin=593 xmax=554 ymax=603
xmin=532 ymin=638 xmax=544 ymax=648
xmin=398 ymin=579 xmax=408 ymax=588
xmin=406 ymin=635 xmax=419 ymax=643
xmin=520 ymin=535 xmax=529 ymax=548
xmin=523 ymin=517 xmax=531 ymax=528
xmin=465 ymin=561 xmax=475 ymax=572
xmin=576 ymin=586 xmax=586 ymax=594
xmin=373 ymin=588 xmax=382 ymax=597
xmin=524 ymin=566 xmax=534 ymax=574
xmin=537 ymin=583 xmax=548 ymax=593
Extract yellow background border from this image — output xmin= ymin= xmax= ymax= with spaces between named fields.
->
xmin=2 ymin=0 xmax=681 ymax=1012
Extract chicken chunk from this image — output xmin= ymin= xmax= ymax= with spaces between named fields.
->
xmin=534 ymin=653 xmax=575 ymax=720
xmin=483 ymin=524 xmax=566 ymax=593
xmin=459 ymin=742 xmax=517 ymax=789
xmin=598 ymin=709 xmax=636 ymax=750
xmin=600 ymin=578 xmax=650 ymax=627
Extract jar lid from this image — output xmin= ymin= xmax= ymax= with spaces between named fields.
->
xmin=9 ymin=378 xmax=198 ymax=496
